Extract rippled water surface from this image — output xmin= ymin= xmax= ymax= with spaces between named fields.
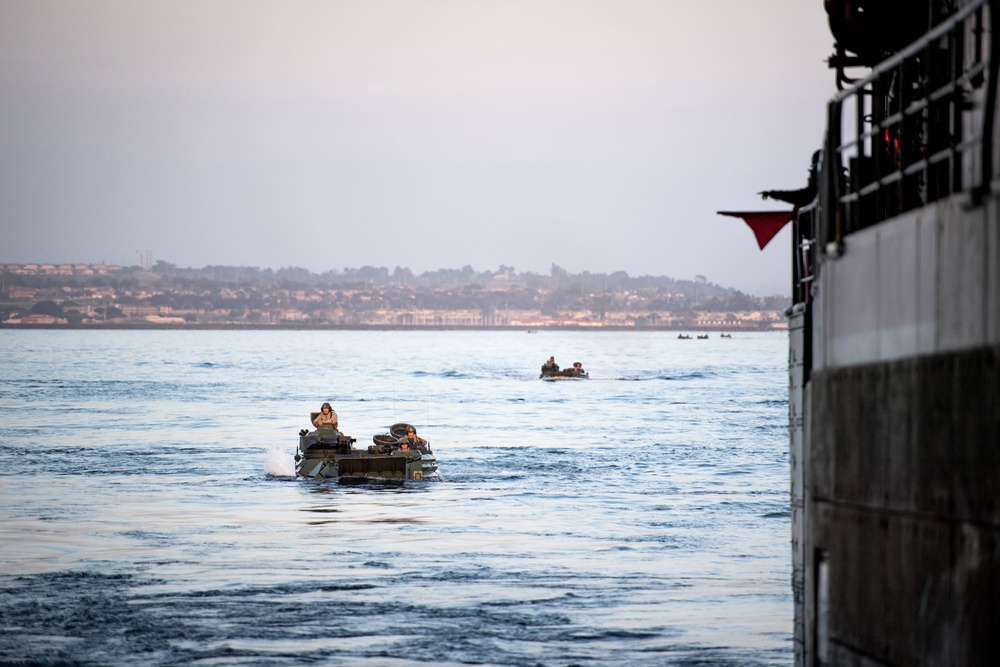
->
xmin=0 ymin=329 xmax=791 ymax=666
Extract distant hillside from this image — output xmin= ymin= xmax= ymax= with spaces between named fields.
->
xmin=140 ymin=261 xmax=788 ymax=305
xmin=1 ymin=261 xmax=789 ymax=329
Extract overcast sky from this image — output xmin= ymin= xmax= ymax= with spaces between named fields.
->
xmin=1 ymin=1 xmax=836 ymax=295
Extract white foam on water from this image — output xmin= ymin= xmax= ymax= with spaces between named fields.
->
xmin=264 ymin=447 xmax=295 ymax=477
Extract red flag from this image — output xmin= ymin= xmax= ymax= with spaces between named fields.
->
xmin=717 ymin=210 xmax=793 ymax=250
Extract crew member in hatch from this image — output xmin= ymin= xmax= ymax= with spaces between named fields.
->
xmin=313 ymin=402 xmax=338 ymax=430
xmin=397 ymin=426 xmax=429 ymax=452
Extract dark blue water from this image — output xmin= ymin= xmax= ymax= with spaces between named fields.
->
xmin=0 ymin=329 xmax=791 ymax=666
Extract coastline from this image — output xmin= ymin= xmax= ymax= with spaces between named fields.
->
xmin=0 ymin=322 xmax=788 ymax=332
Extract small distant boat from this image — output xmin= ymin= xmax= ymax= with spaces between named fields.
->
xmin=677 ymin=334 xmax=692 ymax=339
xmin=697 ymin=333 xmax=709 ymax=339
xmin=720 ymin=333 xmax=732 ymax=338
xmin=540 ymin=358 xmax=588 ymax=380
xmin=540 ymin=368 xmax=589 ymax=380
xmin=295 ymin=418 xmax=438 ymax=482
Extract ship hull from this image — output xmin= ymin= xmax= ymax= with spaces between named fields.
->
xmin=790 ymin=194 xmax=1000 ymax=665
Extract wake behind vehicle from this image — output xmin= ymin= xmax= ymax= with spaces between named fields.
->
xmin=295 ymin=418 xmax=438 ymax=482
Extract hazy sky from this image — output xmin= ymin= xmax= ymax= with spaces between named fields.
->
xmin=1 ymin=1 xmax=835 ymax=295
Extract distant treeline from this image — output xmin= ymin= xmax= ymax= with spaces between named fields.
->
xmin=2 ymin=260 xmax=789 ymax=314
xmin=143 ymin=260 xmax=779 ymax=297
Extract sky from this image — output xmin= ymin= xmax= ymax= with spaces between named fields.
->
xmin=0 ymin=0 xmax=837 ymax=296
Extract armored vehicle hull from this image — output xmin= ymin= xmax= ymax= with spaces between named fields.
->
xmin=295 ymin=427 xmax=438 ymax=483
xmin=539 ymin=369 xmax=589 ymax=380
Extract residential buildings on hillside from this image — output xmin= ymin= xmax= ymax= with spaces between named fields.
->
xmin=1 ymin=262 xmax=788 ymax=329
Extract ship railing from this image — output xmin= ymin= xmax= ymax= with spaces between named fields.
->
xmin=792 ymin=201 xmax=818 ymax=306
xmin=823 ymin=0 xmax=994 ymax=247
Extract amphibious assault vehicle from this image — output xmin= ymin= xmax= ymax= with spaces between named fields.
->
xmin=295 ymin=419 xmax=438 ymax=482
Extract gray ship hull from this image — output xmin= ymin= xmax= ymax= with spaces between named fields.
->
xmin=785 ymin=2 xmax=999 ymax=664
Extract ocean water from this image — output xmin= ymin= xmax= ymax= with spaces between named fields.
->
xmin=0 ymin=329 xmax=791 ymax=666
